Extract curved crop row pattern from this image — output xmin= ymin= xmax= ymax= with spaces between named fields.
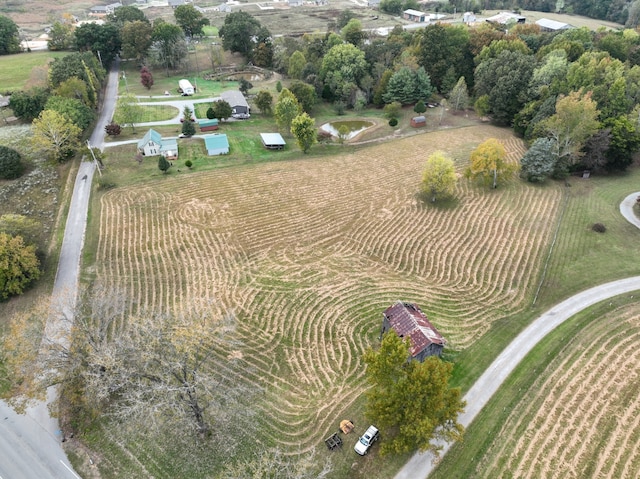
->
xmin=95 ymin=126 xmax=561 ymax=454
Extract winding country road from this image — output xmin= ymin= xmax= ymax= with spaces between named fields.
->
xmin=0 ymin=58 xmax=119 ymax=479
xmin=395 ymin=192 xmax=640 ymax=479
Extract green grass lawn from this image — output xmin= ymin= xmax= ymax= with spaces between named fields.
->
xmin=0 ymin=51 xmax=68 ymax=92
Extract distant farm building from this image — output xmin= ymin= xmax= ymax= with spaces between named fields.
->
xmin=260 ymin=133 xmax=286 ymax=150
xmin=410 ymin=116 xmax=426 ymax=128
xmin=168 ymin=0 xmax=187 ymax=8
xmin=462 ymin=11 xmax=476 ymax=23
xmin=535 ymin=18 xmax=572 ymax=32
xmin=199 ymin=119 xmax=219 ymax=131
xmin=368 ymin=0 xmax=381 ymax=7
xmin=381 ymin=302 xmax=446 ymax=361
xmin=204 ymin=134 xmax=230 ymax=155
xmin=179 ymin=79 xmax=195 ymax=96
xmin=220 ymin=90 xmax=250 ymax=119
xmin=403 ymin=9 xmax=427 ymax=22
xmin=486 ymin=11 xmax=526 ymax=25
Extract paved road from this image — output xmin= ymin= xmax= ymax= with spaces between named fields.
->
xmin=0 ymin=58 xmax=120 ymax=479
xmin=395 ymin=192 xmax=640 ymax=479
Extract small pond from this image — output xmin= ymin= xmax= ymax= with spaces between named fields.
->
xmin=320 ymin=120 xmax=375 ymax=140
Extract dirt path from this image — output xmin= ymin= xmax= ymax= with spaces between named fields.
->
xmin=395 ymin=191 xmax=640 ymax=479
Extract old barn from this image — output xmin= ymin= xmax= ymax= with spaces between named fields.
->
xmin=381 ymin=302 xmax=445 ymax=361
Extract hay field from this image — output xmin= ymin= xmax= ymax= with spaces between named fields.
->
xmin=94 ymin=125 xmax=562 ymax=464
xmin=471 ymin=301 xmax=640 ymax=478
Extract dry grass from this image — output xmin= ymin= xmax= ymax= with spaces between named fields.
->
xmin=90 ymin=124 xmax=562 ymax=476
xmin=473 ymin=301 xmax=640 ymax=478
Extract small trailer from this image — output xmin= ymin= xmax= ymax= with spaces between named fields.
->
xmin=324 ymin=432 xmax=343 ymax=451
xmin=178 ymin=79 xmax=194 ymax=96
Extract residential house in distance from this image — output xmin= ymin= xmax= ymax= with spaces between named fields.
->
xmin=168 ymin=0 xmax=187 ymax=8
xmin=368 ymin=0 xmax=381 ymax=8
xmin=203 ymin=134 xmax=230 ymax=155
xmin=220 ymin=90 xmax=250 ymax=119
xmin=288 ymin=0 xmax=305 ymax=6
xmin=535 ymin=18 xmax=572 ymax=32
xmin=380 ymin=302 xmax=446 ymax=361
xmin=137 ymin=129 xmax=178 ymax=161
xmin=218 ymin=2 xmax=233 ymax=12
xmin=403 ymin=9 xmax=427 ymax=23
xmin=485 ymin=11 xmax=526 ymax=25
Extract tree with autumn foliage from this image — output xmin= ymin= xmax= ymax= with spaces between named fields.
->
xmin=466 ymin=138 xmax=516 ymax=189
xmin=140 ymin=66 xmax=154 ymax=90
xmin=0 ymin=233 xmax=40 ymax=300
xmin=363 ymin=332 xmax=465 ymax=456
xmin=421 ymin=152 xmax=457 ymax=202
xmin=31 ymin=109 xmax=82 ymax=163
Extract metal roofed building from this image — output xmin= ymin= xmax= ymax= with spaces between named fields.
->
xmin=535 ymin=18 xmax=572 ymax=32
xmin=203 ymin=134 xmax=230 ymax=155
xmin=485 ymin=11 xmax=526 ymax=25
xmin=260 ymin=133 xmax=286 ymax=150
xmin=381 ymin=301 xmax=446 ymax=361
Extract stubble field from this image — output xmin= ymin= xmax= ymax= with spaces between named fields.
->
xmin=91 ymin=124 xmax=563 ymax=476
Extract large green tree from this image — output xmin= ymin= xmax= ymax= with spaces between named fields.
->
xmin=151 ymin=21 xmax=187 ymax=73
xmin=320 ymin=43 xmax=368 ymax=101
xmin=383 ymin=66 xmax=433 ymax=105
xmin=32 ymin=109 xmax=82 ymax=162
xmin=121 ymin=20 xmax=153 ymax=62
xmin=45 ymin=96 xmax=95 ymax=130
xmin=519 ymin=137 xmax=557 ymax=183
xmin=275 ymin=89 xmax=302 ymax=132
xmin=174 ymin=4 xmax=210 ymax=38
xmin=290 ymin=113 xmax=316 ymax=153
xmin=219 ymin=11 xmax=264 ymax=59
xmin=0 ymin=146 xmax=24 ymax=180
xmin=255 ymin=90 xmax=273 ymax=116
xmin=0 ymin=15 xmax=20 ymax=55
xmin=74 ymin=22 xmax=122 ymax=66
xmin=48 ymin=52 xmax=105 ymax=106
xmin=540 ymin=90 xmax=600 ymax=173
xmin=421 ymin=152 xmax=457 ymax=202
xmin=9 ymin=88 xmax=50 ymax=122
xmin=212 ymin=100 xmax=233 ymax=121
xmin=54 ymin=77 xmax=91 ymax=106
xmin=0 ymin=233 xmax=40 ymax=300
xmin=417 ymin=23 xmax=472 ymax=93
xmin=474 ymin=50 xmax=535 ymax=125
xmin=363 ymin=332 xmax=465 ymax=456
xmin=47 ymin=21 xmax=74 ymax=51
xmin=289 ymin=81 xmax=317 ymax=113
xmin=107 ymin=5 xmax=148 ymax=27
xmin=114 ymin=93 xmax=143 ymax=133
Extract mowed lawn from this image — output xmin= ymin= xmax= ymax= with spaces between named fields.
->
xmin=84 ymin=124 xmax=577 ymax=478
xmin=0 ymin=51 xmax=68 ymax=91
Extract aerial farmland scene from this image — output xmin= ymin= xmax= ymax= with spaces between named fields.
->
xmin=0 ymin=0 xmax=639 ymax=478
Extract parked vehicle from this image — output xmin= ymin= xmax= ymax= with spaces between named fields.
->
xmin=354 ymin=425 xmax=379 ymax=455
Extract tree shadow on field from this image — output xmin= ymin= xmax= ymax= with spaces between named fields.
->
xmin=416 ymin=192 xmax=460 ymax=211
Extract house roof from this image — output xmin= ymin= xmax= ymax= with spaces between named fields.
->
xmin=199 ymin=119 xmax=219 ymax=127
xmin=383 ymin=302 xmax=445 ymax=357
xmin=403 ymin=9 xmax=425 ymax=17
xmin=220 ymin=90 xmax=249 ymax=108
xmin=204 ymin=134 xmax=229 ymax=150
xmin=535 ymin=18 xmax=571 ymax=30
xmin=485 ymin=11 xmax=526 ymax=24
xmin=160 ymin=138 xmax=177 ymax=154
xmin=260 ymin=133 xmax=286 ymax=146
xmin=138 ymin=129 xmax=162 ymax=149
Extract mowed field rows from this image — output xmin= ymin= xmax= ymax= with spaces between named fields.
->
xmin=473 ymin=302 xmax=640 ymax=478
xmin=94 ymin=125 xmax=562 ymax=460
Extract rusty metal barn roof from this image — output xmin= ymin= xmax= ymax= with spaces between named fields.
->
xmin=383 ymin=302 xmax=445 ymax=357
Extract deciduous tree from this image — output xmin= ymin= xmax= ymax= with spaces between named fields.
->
xmin=140 ymin=66 xmax=154 ymax=90
xmin=0 ymin=215 xmax=41 ymax=251
xmin=287 ymin=50 xmax=306 ymax=80
xmin=219 ymin=11 xmax=263 ymax=58
xmin=0 ymin=146 xmax=24 ymax=180
xmin=151 ymin=21 xmax=187 ymax=74
xmin=0 ymin=15 xmax=20 ymax=55
xmin=74 ymin=22 xmax=122 ymax=66
xmin=115 ymin=93 xmax=143 ymax=133
xmin=466 ymin=138 xmax=515 ymax=189
xmin=320 ymin=43 xmax=368 ymax=101
xmin=0 ymin=233 xmax=40 ymax=300
xmin=9 ymin=88 xmax=50 ymax=122
xmin=212 ymin=100 xmax=232 ymax=121
xmin=47 ymin=21 xmax=74 ymax=51
xmin=291 ymin=112 xmax=316 ymax=153
xmin=121 ymin=20 xmax=153 ymax=62
xmin=55 ymin=77 xmax=91 ymax=106
xmin=421 ymin=152 xmax=457 ymax=202
xmin=540 ymin=90 xmax=600 ymax=171
xmin=363 ymin=332 xmax=465 ymax=456
xmin=275 ymin=89 xmax=302 ymax=132
xmin=255 ymin=90 xmax=273 ymax=116
xmin=45 ymin=96 xmax=95 ymax=130
xmin=174 ymin=4 xmax=210 ymax=38
xmin=32 ymin=109 xmax=82 ymax=163
xmin=448 ymin=76 xmax=469 ymax=111
xmin=383 ymin=101 xmax=401 ymax=120
xmin=289 ymin=81 xmax=317 ymax=113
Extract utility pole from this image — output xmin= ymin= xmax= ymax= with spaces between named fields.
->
xmin=86 ymin=140 xmax=103 ymax=176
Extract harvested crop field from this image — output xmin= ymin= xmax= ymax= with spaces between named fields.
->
xmin=472 ymin=301 xmax=640 ymax=478
xmin=93 ymin=125 xmax=562 ymax=462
